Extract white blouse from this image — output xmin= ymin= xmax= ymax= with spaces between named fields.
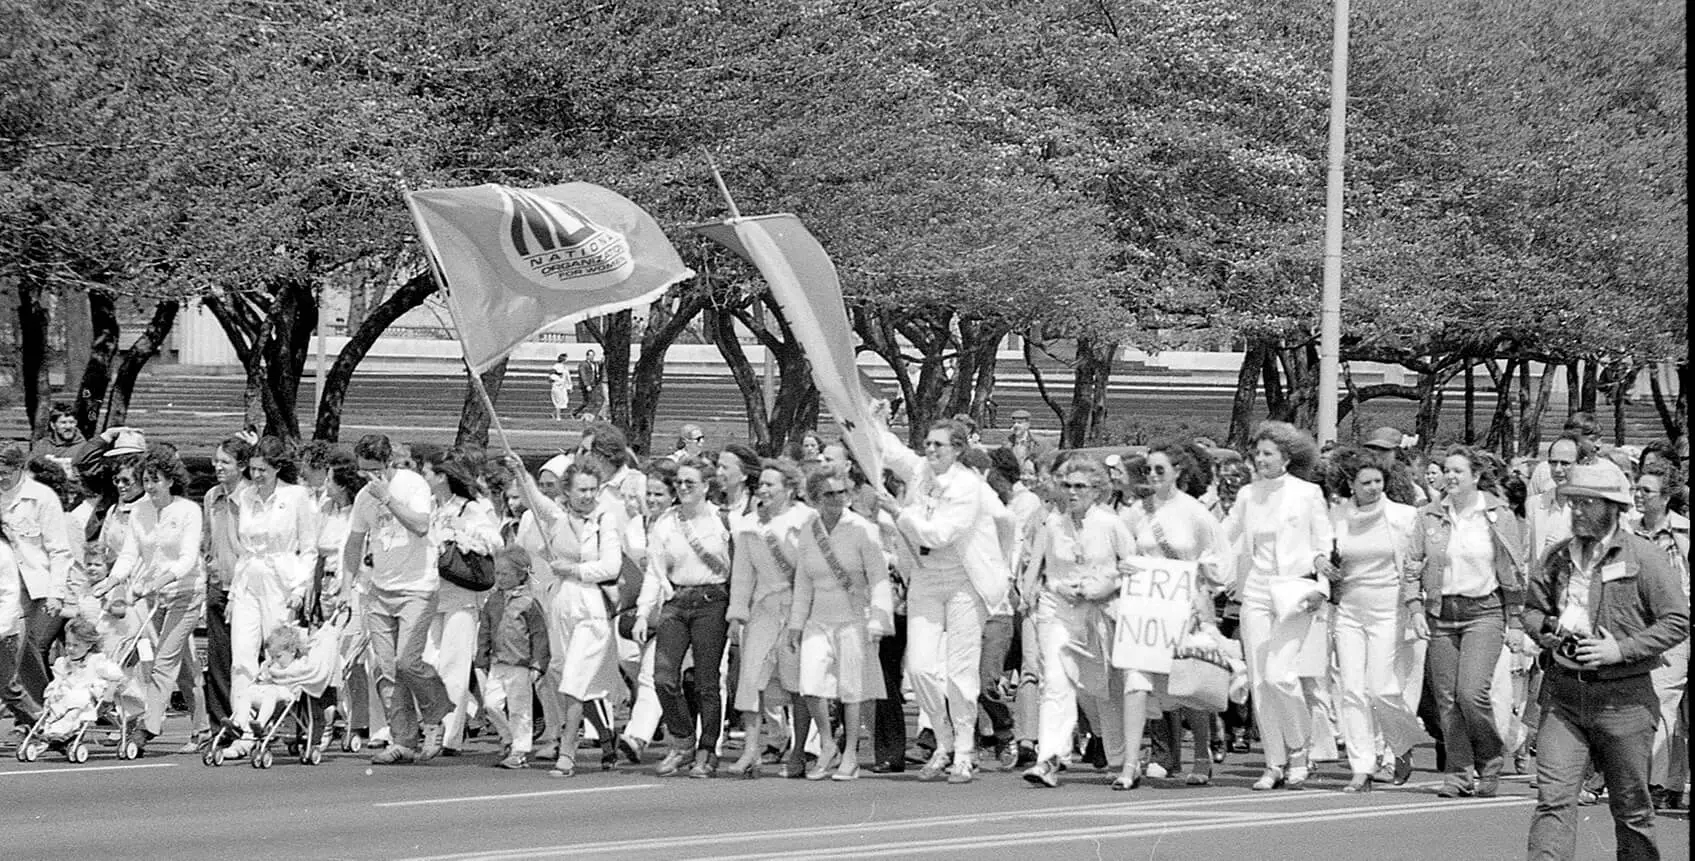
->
xmin=108 ymin=496 xmax=203 ymax=601
xmin=232 ymin=482 xmax=318 ymax=599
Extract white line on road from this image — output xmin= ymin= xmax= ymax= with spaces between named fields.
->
xmin=697 ymin=796 xmax=1535 ymax=860
xmin=395 ymin=791 xmax=1530 ymax=860
xmin=374 ymin=783 xmax=658 ymax=808
xmin=0 ymin=762 xmax=179 ymax=778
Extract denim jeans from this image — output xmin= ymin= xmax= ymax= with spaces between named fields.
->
xmin=977 ymin=613 xmax=1016 ymax=743
xmin=873 ymin=614 xmax=909 ymax=765
xmin=202 ymin=586 xmax=234 ymax=727
xmin=1528 ymin=668 xmax=1661 ymax=861
xmin=364 ymin=587 xmax=452 ymax=748
xmin=1426 ymin=593 xmax=1505 ymax=780
xmin=0 ymin=632 xmax=39 ymax=723
xmin=653 ymin=584 xmax=730 ymax=754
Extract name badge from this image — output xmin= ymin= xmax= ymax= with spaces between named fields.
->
xmin=1600 ymin=560 xmax=1629 ymax=583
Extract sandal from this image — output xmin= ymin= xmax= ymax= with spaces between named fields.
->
xmin=1111 ymin=767 xmax=1141 ymax=791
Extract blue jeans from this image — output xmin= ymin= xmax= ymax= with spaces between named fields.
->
xmin=1528 ymin=668 xmax=1660 ymax=861
xmin=654 ymin=584 xmax=730 ymax=754
xmin=1426 ymin=593 xmax=1505 ymax=780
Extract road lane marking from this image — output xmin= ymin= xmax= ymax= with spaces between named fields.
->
xmin=0 ymin=762 xmax=179 ymax=778
xmin=395 ymin=792 xmax=1530 ymax=860
xmin=375 ymin=783 xmax=658 ymax=808
xmin=696 ymin=797 xmax=1536 ymax=859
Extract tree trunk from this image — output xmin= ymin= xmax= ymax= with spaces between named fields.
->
xmin=1063 ymin=337 xmax=1113 ymax=448
xmin=1023 ymin=338 xmax=1067 ymax=430
xmin=207 ymin=280 xmax=318 ymax=440
xmin=713 ymin=307 xmax=772 ymax=454
xmin=1413 ymin=370 xmax=1444 ymax=449
xmin=1227 ymin=340 xmax=1268 ymax=449
xmin=73 ymin=290 xmax=120 ymax=437
xmin=945 ymin=318 xmax=1005 ymax=428
xmin=1483 ymin=357 xmax=1519 ymax=456
xmin=103 ymin=300 xmax=180 ymax=430
xmin=1580 ymin=359 xmax=1599 ymax=415
xmin=1647 ymin=361 xmax=1687 ymax=445
xmin=737 ymin=295 xmax=819 ymax=456
xmin=852 ymin=305 xmax=917 ymax=430
xmin=1278 ymin=340 xmax=1321 ymax=431
xmin=1463 ymin=359 xmax=1476 ymax=444
xmin=18 ymin=278 xmax=53 ymax=435
xmin=1521 ymin=363 xmax=1558 ymax=455
xmin=628 ymin=289 xmax=709 ymax=455
xmin=1261 ymin=343 xmax=1289 ymax=422
xmin=1515 ymin=360 xmax=1531 ymax=458
xmin=313 ymin=271 xmax=437 ymax=441
xmin=601 ymin=310 xmax=634 ymax=430
xmin=454 ymin=358 xmax=509 ymax=448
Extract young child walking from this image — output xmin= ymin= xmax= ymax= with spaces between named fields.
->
xmin=475 ymin=545 xmax=551 ymax=770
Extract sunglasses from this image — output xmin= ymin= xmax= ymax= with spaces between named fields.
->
xmin=112 ymin=476 xmax=135 ymax=487
xmin=689 ymin=435 xmax=705 ymax=442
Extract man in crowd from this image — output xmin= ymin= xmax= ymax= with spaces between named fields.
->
xmin=670 ymin=424 xmax=706 ymax=464
xmin=1523 ymin=463 xmax=1689 ymax=861
xmin=0 ymin=443 xmax=75 ymax=726
xmin=28 ymin=403 xmax=85 ymax=475
xmin=345 ymin=433 xmax=451 ymax=764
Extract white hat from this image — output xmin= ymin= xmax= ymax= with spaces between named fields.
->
xmin=105 ymin=429 xmax=147 ymax=458
xmin=539 ymin=454 xmax=571 ymax=478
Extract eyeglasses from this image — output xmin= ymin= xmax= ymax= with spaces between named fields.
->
xmin=1149 ymin=465 xmax=1172 ymax=475
xmin=112 ymin=476 xmax=134 ymax=487
xmin=1061 ymin=481 xmax=1094 ymax=491
xmin=689 ymin=435 xmax=705 ymax=442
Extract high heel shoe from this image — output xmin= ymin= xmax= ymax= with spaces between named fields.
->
xmin=725 ymin=754 xmax=758 ymax=776
xmin=806 ymin=749 xmax=841 ymax=781
xmin=831 ymin=761 xmax=860 ymax=782
xmin=1252 ymin=767 xmax=1286 ymax=791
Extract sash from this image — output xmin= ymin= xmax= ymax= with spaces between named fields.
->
xmin=677 ymin=512 xmax=732 ymax=581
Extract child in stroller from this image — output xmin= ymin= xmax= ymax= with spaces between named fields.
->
xmin=15 ymin=617 xmax=140 ymax=763
xmin=205 ymin=609 xmax=348 ymax=768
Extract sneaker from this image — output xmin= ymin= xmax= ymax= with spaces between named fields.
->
xmin=1022 ymin=757 xmax=1061 ymax=788
xmin=221 ymin=737 xmax=254 ymax=759
xmin=656 ymin=746 xmax=691 ymax=777
xmin=1436 ymin=775 xmax=1475 ymax=798
xmin=417 ymin=723 xmax=445 ymax=761
xmin=918 ymin=749 xmax=951 ymax=781
xmin=372 ymin=744 xmax=416 ymax=765
xmin=946 ymin=756 xmax=975 ymax=784
xmin=176 ymin=733 xmax=209 ymax=755
xmin=994 ymin=741 xmax=1017 ymax=771
xmin=497 ymin=753 xmax=528 ymax=770
xmin=1144 ymin=761 xmax=1170 ymax=780
xmin=689 ymin=750 xmax=718 ymax=779
xmin=369 ymin=726 xmax=393 ymax=748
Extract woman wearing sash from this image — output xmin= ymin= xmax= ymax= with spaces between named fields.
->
xmin=789 ymin=464 xmax=892 ymax=781
xmin=635 ymin=458 xmax=733 ymax=778
xmin=1119 ymin=441 xmax=1230 ymax=788
xmin=725 ymin=459 xmax=813 ymax=779
xmin=1020 ymin=456 xmax=1131 ymax=788
xmin=507 ymin=456 xmax=626 ymax=778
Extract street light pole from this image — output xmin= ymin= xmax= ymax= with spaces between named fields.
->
xmin=1317 ymin=0 xmax=1350 ymax=444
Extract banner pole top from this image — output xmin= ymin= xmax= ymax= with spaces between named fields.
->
xmin=702 ymin=148 xmax=742 ymax=221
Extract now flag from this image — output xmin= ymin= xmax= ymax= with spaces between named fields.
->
xmin=689 ymin=214 xmax=883 ymax=482
xmin=406 ymin=183 xmax=694 ymax=372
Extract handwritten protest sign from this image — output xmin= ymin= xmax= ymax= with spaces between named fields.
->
xmin=1110 ymin=555 xmax=1198 ymax=673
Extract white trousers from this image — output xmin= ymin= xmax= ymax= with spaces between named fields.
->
xmin=905 ymin=577 xmax=985 ymax=757
xmin=1333 ymin=583 xmax=1423 ymax=774
xmin=624 ymin=638 xmax=662 ymax=744
xmin=228 ymin=584 xmax=290 ymax=721
xmin=1651 ymin=639 xmax=1689 ymax=787
xmin=1033 ymin=594 xmax=1123 ymax=765
xmin=1240 ymin=577 xmax=1315 ymax=768
xmin=482 ymin=664 xmax=534 ymax=755
xmin=426 ymin=584 xmax=481 ymax=747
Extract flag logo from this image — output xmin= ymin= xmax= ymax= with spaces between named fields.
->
xmin=500 ymin=187 xmax=635 ymax=291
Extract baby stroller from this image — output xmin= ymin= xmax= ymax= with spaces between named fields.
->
xmin=335 ymin=610 xmax=371 ymax=754
xmin=15 ymin=604 xmax=154 ymax=764
xmin=202 ymin=605 xmax=351 ymax=769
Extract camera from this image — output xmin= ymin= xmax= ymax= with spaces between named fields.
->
xmin=1556 ymin=633 xmax=1584 ymax=662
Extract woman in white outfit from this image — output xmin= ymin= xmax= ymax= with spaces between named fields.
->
xmin=225 ymin=437 xmax=317 ymax=757
xmin=789 ymin=463 xmax=893 ymax=782
xmin=1222 ymin=421 xmax=1333 ymax=791
xmin=509 ymin=455 xmax=626 ymax=778
xmin=876 ymin=418 xmax=1010 ymax=785
xmin=1121 ymin=441 xmax=1231 ymax=788
xmin=613 ymin=461 xmax=679 ymax=763
xmin=1020 ymin=456 xmax=1130 ymax=789
xmin=421 ymin=448 xmax=501 ymax=757
xmin=104 ymin=447 xmax=203 ymax=752
xmin=726 ymin=459 xmax=812 ymax=780
xmin=1327 ymin=447 xmax=1423 ymax=791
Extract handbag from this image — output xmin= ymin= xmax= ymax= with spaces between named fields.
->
xmin=438 ymin=541 xmax=496 ymax=592
xmin=1166 ymin=618 xmax=1232 ymax=712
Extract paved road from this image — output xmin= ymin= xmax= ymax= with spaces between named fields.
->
xmin=3 ymin=725 xmax=1685 ymax=860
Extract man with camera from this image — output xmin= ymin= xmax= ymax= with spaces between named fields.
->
xmin=1523 ymin=464 xmax=1689 ymax=861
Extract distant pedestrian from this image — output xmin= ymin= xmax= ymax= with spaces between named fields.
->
xmin=575 ymin=350 xmax=605 ymax=420
xmin=548 ymin=354 xmax=573 ymax=422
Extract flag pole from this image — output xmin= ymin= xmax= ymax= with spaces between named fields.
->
xmin=420 ymin=283 xmax=520 ymax=459
xmin=703 ymin=149 xmax=774 ymax=410
xmin=703 ymin=148 xmax=742 ymax=221
xmin=1316 ymin=0 xmax=1349 ymax=445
